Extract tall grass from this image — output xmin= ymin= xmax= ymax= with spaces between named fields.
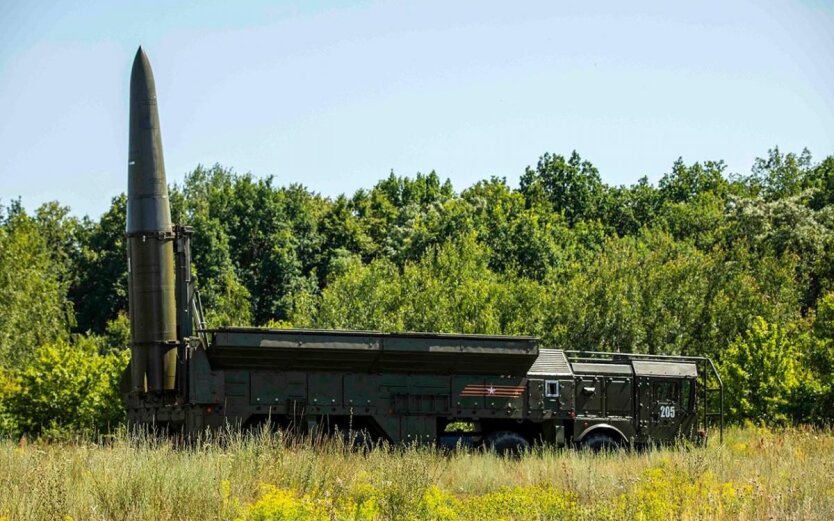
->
xmin=1 ymin=426 xmax=832 ymax=520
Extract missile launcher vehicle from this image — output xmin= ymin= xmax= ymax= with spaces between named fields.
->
xmin=123 ymin=48 xmax=723 ymax=450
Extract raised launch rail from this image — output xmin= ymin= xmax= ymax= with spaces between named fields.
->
xmin=202 ymin=327 xmax=539 ymax=376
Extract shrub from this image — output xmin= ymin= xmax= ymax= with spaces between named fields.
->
xmin=0 ymin=368 xmax=21 ymax=435
xmin=720 ymin=317 xmax=815 ymax=424
xmin=4 ymin=336 xmax=128 ymax=436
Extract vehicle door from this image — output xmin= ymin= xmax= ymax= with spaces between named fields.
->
xmin=677 ymin=377 xmax=698 ymax=440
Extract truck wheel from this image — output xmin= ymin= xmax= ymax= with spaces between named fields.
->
xmin=484 ymin=431 xmax=529 ymax=456
xmin=582 ymin=432 xmax=621 ymax=452
xmin=342 ymin=429 xmax=372 ymax=451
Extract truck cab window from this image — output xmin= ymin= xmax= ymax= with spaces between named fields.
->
xmin=653 ymin=381 xmax=679 ymax=402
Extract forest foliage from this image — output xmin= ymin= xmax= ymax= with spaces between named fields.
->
xmin=1 ymin=147 xmax=834 ymax=435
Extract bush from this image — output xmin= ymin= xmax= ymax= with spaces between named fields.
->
xmin=720 ymin=317 xmax=818 ymax=424
xmin=3 ymin=336 xmax=128 ymax=436
xmin=0 ymin=368 xmax=21 ymax=435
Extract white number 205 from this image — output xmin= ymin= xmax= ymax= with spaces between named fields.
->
xmin=659 ymin=405 xmax=676 ymax=419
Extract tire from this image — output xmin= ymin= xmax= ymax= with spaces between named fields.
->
xmin=581 ymin=432 xmax=621 ymax=453
xmin=341 ymin=429 xmax=372 ymax=451
xmin=484 ymin=430 xmax=530 ymax=456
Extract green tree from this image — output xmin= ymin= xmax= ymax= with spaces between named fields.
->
xmin=654 ymin=159 xmax=731 ymax=248
xmin=296 ymin=254 xmax=405 ymax=331
xmin=176 ymin=165 xmax=330 ymax=325
xmin=725 ymin=191 xmax=832 ymax=308
xmin=720 ymin=317 xmax=813 ymax=424
xmin=801 ymin=292 xmax=834 ymax=422
xmin=70 ymin=195 xmax=128 ymax=333
xmin=317 ymin=195 xmax=375 ymax=281
xmin=4 ymin=336 xmax=128 ymax=436
xmin=604 ymin=177 xmax=661 ymax=236
xmin=747 ymin=147 xmax=814 ymax=200
xmin=809 ymin=156 xmax=834 ymax=210
xmin=349 ymin=171 xmax=455 ymax=263
xmin=545 ymin=230 xmax=801 ymax=357
xmin=461 ymin=177 xmax=566 ymax=279
xmin=520 ymin=151 xmax=605 ymax=225
xmin=547 ymin=231 xmax=713 ymax=354
xmin=658 ymin=159 xmax=728 ymax=204
xmin=294 ymin=234 xmax=551 ymax=337
xmin=0 ymin=202 xmax=72 ymax=366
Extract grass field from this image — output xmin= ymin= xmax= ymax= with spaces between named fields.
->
xmin=1 ymin=425 xmax=832 ymax=520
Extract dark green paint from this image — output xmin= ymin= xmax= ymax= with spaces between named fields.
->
xmin=127 ymin=47 xmax=177 ymax=392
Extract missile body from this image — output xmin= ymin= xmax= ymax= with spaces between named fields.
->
xmin=127 ymin=47 xmax=177 ymax=393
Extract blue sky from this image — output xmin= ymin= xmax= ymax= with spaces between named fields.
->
xmin=1 ymin=0 xmax=832 ymax=219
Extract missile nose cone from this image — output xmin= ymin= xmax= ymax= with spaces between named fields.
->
xmin=130 ymin=47 xmax=156 ymax=114
xmin=127 ymin=46 xmax=171 ymax=234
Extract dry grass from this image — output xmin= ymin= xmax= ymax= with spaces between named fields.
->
xmin=1 ymin=425 xmax=832 ymax=520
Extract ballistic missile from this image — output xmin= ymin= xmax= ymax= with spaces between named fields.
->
xmin=126 ymin=47 xmax=177 ymax=393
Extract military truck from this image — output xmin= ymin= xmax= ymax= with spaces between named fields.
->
xmin=123 ymin=47 xmax=723 ymax=451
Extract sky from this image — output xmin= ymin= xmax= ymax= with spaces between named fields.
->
xmin=0 ymin=1 xmax=832 ymax=219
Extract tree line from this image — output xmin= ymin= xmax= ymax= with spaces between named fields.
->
xmin=1 ymin=147 xmax=833 ymax=435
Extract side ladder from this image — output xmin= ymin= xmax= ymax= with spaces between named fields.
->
xmin=701 ymin=356 xmax=724 ymax=444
